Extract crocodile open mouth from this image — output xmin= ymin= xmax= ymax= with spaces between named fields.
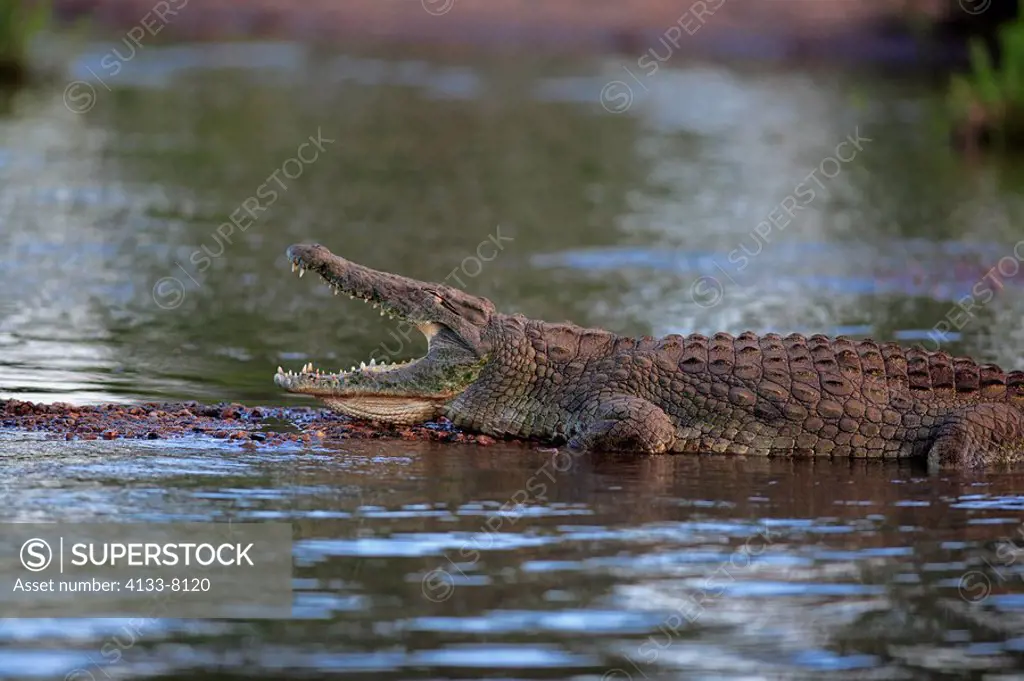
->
xmin=273 ymin=244 xmax=486 ymax=423
xmin=274 ymin=259 xmax=420 ymax=379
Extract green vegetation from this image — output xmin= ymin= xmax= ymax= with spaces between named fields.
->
xmin=0 ymin=0 xmax=51 ymax=85
xmin=949 ymin=5 xmax=1024 ymax=149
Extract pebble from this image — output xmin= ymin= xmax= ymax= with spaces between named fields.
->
xmin=0 ymin=399 xmax=530 ymax=449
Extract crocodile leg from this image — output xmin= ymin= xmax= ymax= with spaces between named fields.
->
xmin=927 ymin=403 xmax=1024 ymax=468
xmin=569 ymin=396 xmax=676 ymax=454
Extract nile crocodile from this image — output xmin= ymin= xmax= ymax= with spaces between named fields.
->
xmin=275 ymin=243 xmax=1024 ymax=468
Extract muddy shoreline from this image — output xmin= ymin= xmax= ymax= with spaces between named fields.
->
xmin=50 ymin=0 xmax=987 ymax=66
xmin=1 ymin=399 xmax=526 ymax=449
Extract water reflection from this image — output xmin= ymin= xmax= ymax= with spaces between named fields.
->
xmin=1 ymin=434 xmax=1022 ymax=678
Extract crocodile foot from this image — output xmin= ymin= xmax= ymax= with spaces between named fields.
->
xmin=927 ymin=403 xmax=1024 ymax=469
xmin=568 ymin=396 xmax=676 ymax=454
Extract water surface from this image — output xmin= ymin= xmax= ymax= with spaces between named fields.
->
xmin=1 ymin=42 xmax=1023 ymax=680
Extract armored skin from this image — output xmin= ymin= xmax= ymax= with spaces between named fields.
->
xmin=275 ymin=243 xmax=1024 ymax=468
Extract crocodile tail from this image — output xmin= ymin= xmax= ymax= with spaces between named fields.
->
xmin=901 ymin=345 xmax=1024 ymax=404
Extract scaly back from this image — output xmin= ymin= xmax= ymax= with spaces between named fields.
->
xmin=652 ymin=331 xmax=1024 ymax=409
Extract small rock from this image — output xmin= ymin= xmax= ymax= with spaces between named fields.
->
xmin=250 ymin=432 xmax=267 ymax=442
xmin=146 ymin=432 xmax=161 ymax=440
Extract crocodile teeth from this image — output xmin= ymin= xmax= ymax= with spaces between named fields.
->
xmin=291 ymin=262 xmax=297 ymax=272
xmin=349 ymin=295 xmax=354 ymax=300
xmin=369 ymin=358 xmax=377 ymax=366
xmin=298 ymin=268 xmax=305 ymax=277
xmin=277 ymin=366 xmax=284 ymax=374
